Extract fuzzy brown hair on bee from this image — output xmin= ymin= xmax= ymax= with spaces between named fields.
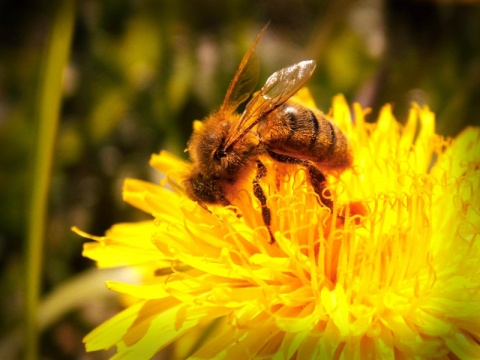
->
xmin=184 ymin=25 xmax=353 ymax=243
xmin=186 ymin=112 xmax=258 ymax=205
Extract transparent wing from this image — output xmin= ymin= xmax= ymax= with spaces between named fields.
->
xmin=220 ymin=25 xmax=268 ymax=113
xmin=224 ymin=60 xmax=316 ymax=150
xmin=262 ymin=60 xmax=316 ymax=103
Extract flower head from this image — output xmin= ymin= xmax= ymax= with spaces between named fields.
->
xmin=77 ymin=90 xmax=480 ymax=359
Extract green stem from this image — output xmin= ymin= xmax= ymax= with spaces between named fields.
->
xmin=25 ymin=1 xmax=75 ymax=359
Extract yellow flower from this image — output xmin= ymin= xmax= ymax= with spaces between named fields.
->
xmin=76 ymin=90 xmax=480 ymax=359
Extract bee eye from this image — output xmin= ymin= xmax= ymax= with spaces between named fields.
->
xmin=214 ymin=149 xmax=226 ymax=161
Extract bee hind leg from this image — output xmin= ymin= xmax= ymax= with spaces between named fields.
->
xmin=267 ymin=150 xmax=333 ymax=210
xmin=253 ymin=160 xmax=275 ymax=244
xmin=306 ymin=165 xmax=333 ymax=210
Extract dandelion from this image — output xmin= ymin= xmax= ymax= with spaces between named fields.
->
xmin=76 ymin=90 xmax=480 ymax=359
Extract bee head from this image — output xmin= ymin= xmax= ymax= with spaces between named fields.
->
xmin=184 ymin=169 xmax=227 ymax=204
xmin=187 ymin=113 xmax=256 ymax=180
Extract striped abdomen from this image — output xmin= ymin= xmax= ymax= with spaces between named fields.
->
xmin=257 ymin=102 xmax=352 ymax=171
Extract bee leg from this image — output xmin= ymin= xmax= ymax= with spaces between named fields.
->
xmin=305 ymin=164 xmax=333 ymax=210
xmin=253 ymin=160 xmax=275 ymax=244
xmin=267 ymin=150 xmax=333 ymax=210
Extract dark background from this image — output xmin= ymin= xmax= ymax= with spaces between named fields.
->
xmin=1 ymin=0 xmax=479 ymax=358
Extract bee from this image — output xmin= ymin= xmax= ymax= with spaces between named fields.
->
xmin=184 ymin=26 xmax=353 ymax=242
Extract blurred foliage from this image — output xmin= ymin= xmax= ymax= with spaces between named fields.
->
xmin=0 ymin=0 xmax=479 ymax=358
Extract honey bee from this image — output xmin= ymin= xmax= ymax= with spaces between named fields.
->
xmin=185 ymin=26 xmax=353 ymax=242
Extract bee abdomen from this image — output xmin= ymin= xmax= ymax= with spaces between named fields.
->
xmin=261 ymin=103 xmax=352 ymax=170
xmin=314 ymin=111 xmax=352 ymax=169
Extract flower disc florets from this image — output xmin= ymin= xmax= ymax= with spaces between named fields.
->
xmin=78 ymin=90 xmax=480 ymax=359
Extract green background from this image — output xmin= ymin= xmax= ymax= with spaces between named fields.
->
xmin=0 ymin=0 xmax=479 ymax=358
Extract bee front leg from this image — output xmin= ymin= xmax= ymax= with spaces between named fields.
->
xmin=253 ymin=160 xmax=275 ymax=244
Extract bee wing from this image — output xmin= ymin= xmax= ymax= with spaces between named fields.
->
xmin=224 ymin=60 xmax=316 ymax=149
xmin=220 ymin=25 xmax=268 ymax=113
xmin=221 ymin=54 xmax=259 ymax=113
xmin=261 ymin=60 xmax=316 ymax=104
